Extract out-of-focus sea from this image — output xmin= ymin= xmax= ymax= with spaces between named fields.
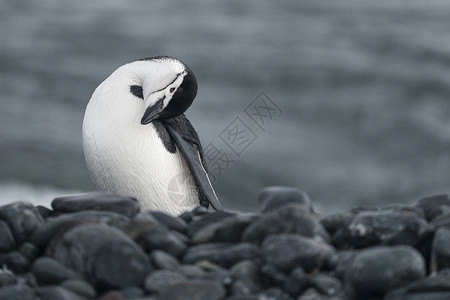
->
xmin=1 ymin=0 xmax=450 ymax=212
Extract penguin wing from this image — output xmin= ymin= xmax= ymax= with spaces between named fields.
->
xmin=162 ymin=115 xmax=223 ymax=211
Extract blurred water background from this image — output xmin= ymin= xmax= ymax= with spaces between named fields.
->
xmin=1 ymin=0 xmax=450 ymax=212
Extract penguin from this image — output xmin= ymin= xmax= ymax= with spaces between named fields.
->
xmin=82 ymin=56 xmax=223 ymax=215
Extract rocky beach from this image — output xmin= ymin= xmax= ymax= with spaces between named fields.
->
xmin=0 ymin=187 xmax=450 ymax=300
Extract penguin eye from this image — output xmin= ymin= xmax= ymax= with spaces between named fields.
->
xmin=170 ymin=87 xmax=175 ymax=93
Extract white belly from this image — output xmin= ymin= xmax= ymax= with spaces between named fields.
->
xmin=83 ymin=120 xmax=199 ymax=215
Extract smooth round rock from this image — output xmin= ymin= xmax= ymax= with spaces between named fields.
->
xmin=262 ymin=234 xmax=335 ymax=273
xmin=0 ymin=251 xmax=29 ymax=273
xmin=120 ymin=286 xmax=144 ymax=299
xmin=334 ymin=211 xmax=429 ymax=248
xmin=18 ymin=242 xmax=40 ymax=261
xmin=37 ymin=286 xmax=88 ymax=300
xmin=51 ymin=223 xmax=131 ymax=275
xmin=175 ymin=265 xmax=206 ymax=279
xmin=140 ymin=226 xmax=188 ymax=258
xmin=186 ymin=211 xmax=235 ymax=237
xmin=92 ymin=239 xmax=151 ymax=288
xmin=158 ymin=280 xmax=226 ymax=300
xmin=260 ymin=264 xmax=287 ymax=287
xmin=183 ymin=243 xmax=260 ymax=268
xmin=258 ymin=186 xmax=313 ymax=213
xmin=0 ymin=202 xmax=44 ymax=244
xmin=32 ymin=257 xmax=83 ymax=284
xmin=0 ymin=284 xmax=35 ymax=300
xmin=230 ymin=260 xmax=262 ymax=293
xmin=214 ymin=214 xmax=258 ymax=243
xmin=431 ymin=226 xmax=450 ymax=271
xmin=0 ymin=268 xmax=16 ymax=288
xmin=60 ymin=279 xmax=97 ymax=299
xmin=150 ymin=250 xmax=180 ymax=270
xmin=283 ymin=268 xmax=308 ymax=297
xmin=144 ymin=270 xmax=186 ymax=294
xmin=346 ymin=246 xmax=426 ymax=297
xmin=415 ymin=194 xmax=450 ymax=221
xmin=242 ymin=204 xmax=330 ymax=245
xmin=0 ymin=220 xmax=16 ymax=252
xmin=310 ymin=273 xmax=342 ymax=296
xmin=52 ymin=191 xmax=140 ymax=217
xmin=148 ymin=211 xmax=187 ymax=233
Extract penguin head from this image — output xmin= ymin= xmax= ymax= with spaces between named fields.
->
xmin=134 ymin=56 xmax=198 ymax=125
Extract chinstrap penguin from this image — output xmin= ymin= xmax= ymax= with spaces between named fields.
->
xmin=82 ymin=56 xmax=223 ymax=215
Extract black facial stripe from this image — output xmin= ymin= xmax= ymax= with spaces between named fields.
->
xmin=153 ymin=72 xmax=183 ymax=94
xmin=130 ymin=85 xmax=144 ymax=99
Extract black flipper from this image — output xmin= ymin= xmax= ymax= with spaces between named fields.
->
xmin=162 ymin=116 xmax=223 ymax=211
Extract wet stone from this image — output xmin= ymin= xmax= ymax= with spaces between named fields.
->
xmin=150 ymin=250 xmax=180 ymax=270
xmin=284 ymin=268 xmax=308 ymax=297
xmin=214 ymin=214 xmax=258 ymax=243
xmin=0 ymin=202 xmax=44 ymax=244
xmin=18 ymin=242 xmax=40 ymax=261
xmin=431 ymin=226 xmax=450 ymax=271
xmin=0 ymin=283 xmax=35 ymax=300
xmin=125 ymin=212 xmax=160 ymax=240
xmin=310 ymin=273 xmax=342 ymax=296
xmin=37 ymin=285 xmax=88 ymax=300
xmin=148 ymin=211 xmax=187 ymax=233
xmin=175 ymin=264 xmax=206 ymax=279
xmin=230 ymin=260 xmax=262 ymax=293
xmin=0 ymin=251 xmax=29 ymax=273
xmin=52 ymin=190 xmax=140 ymax=217
xmin=262 ymin=234 xmax=335 ymax=273
xmin=97 ymin=291 xmax=126 ymax=300
xmin=415 ymin=194 xmax=450 ymax=221
xmin=199 ymin=269 xmax=231 ymax=286
xmin=0 ymin=268 xmax=16 ymax=288
xmin=182 ymin=243 xmax=260 ymax=268
xmin=333 ymin=210 xmax=429 ymax=249
xmin=36 ymin=205 xmax=54 ymax=219
xmin=158 ymin=280 xmax=226 ymax=300
xmin=258 ymin=186 xmax=313 ymax=213
xmin=140 ymin=226 xmax=188 ymax=258
xmin=242 ymin=204 xmax=330 ymax=245
xmin=60 ymin=279 xmax=97 ymax=299
xmin=260 ymin=264 xmax=287 ymax=287
xmin=345 ymin=246 xmax=426 ymax=298
xmin=320 ymin=213 xmax=353 ymax=236
xmin=0 ymin=220 xmax=15 ymax=252
xmin=258 ymin=288 xmax=292 ymax=300
xmin=51 ymin=223 xmax=131 ymax=275
xmin=92 ymin=238 xmax=151 ymax=289
xmin=32 ymin=257 xmax=83 ymax=284
xmin=186 ymin=211 xmax=235 ymax=237
xmin=144 ymin=270 xmax=186 ymax=294
xmin=120 ymin=286 xmax=144 ymax=299
xmin=31 ymin=211 xmax=130 ymax=248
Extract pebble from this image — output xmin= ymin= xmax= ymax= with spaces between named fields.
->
xmin=32 ymin=257 xmax=83 ymax=284
xmin=242 ymin=204 xmax=330 ymax=244
xmin=92 ymin=238 xmax=151 ymax=288
xmin=261 ymin=234 xmax=334 ymax=273
xmin=345 ymin=245 xmax=426 ymax=297
xmin=258 ymin=186 xmax=313 ymax=213
xmin=0 ymin=186 xmax=449 ymax=299
xmin=0 ymin=202 xmax=44 ymax=244
xmin=52 ymin=191 xmax=140 ymax=217
xmin=158 ymin=280 xmax=226 ymax=300
xmin=182 ymin=243 xmax=260 ymax=268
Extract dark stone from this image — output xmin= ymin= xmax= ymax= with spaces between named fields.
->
xmin=125 ymin=212 xmax=160 ymax=240
xmin=0 ymin=220 xmax=16 ymax=252
xmin=283 ymin=268 xmax=308 ymax=297
xmin=144 ymin=270 xmax=186 ymax=294
xmin=120 ymin=286 xmax=144 ymax=299
xmin=140 ymin=226 xmax=188 ymax=258
xmin=32 ymin=257 xmax=83 ymax=284
xmin=60 ymin=279 xmax=97 ymax=299
xmin=179 ymin=206 xmax=210 ymax=223
xmin=52 ymin=191 xmax=140 ymax=218
xmin=37 ymin=286 xmax=88 ymax=300
xmin=261 ymin=234 xmax=334 ymax=273
xmin=0 ymin=202 xmax=44 ymax=244
xmin=242 ymin=204 xmax=330 ymax=245
xmin=182 ymin=243 xmax=260 ymax=268
xmin=175 ymin=264 xmax=206 ymax=279
xmin=50 ymin=223 xmax=130 ymax=275
xmin=18 ymin=242 xmax=40 ymax=261
xmin=0 ymin=269 xmax=16 ymax=287
xmin=214 ymin=214 xmax=258 ymax=243
xmin=92 ymin=239 xmax=151 ymax=289
xmin=331 ymin=250 xmax=358 ymax=280
xmin=345 ymin=246 xmax=426 ymax=297
xmin=0 ymin=251 xmax=29 ymax=273
xmin=150 ymin=250 xmax=180 ymax=270
xmin=258 ymin=186 xmax=313 ymax=213
xmin=310 ymin=273 xmax=342 ymax=296
xmin=230 ymin=260 xmax=262 ymax=293
xmin=97 ymin=291 xmax=125 ymax=300
xmin=320 ymin=213 xmax=353 ymax=236
xmin=158 ymin=280 xmax=226 ymax=300
xmin=0 ymin=284 xmax=35 ymax=300
xmin=333 ymin=210 xmax=429 ymax=249
xmin=186 ymin=211 xmax=235 ymax=237
xmin=199 ymin=269 xmax=231 ymax=286
xmin=31 ymin=211 xmax=130 ymax=248
xmin=415 ymin=194 xmax=450 ymax=221
xmin=36 ymin=205 xmax=54 ymax=219
xmin=148 ymin=211 xmax=187 ymax=233
xmin=260 ymin=264 xmax=287 ymax=287
xmin=258 ymin=288 xmax=291 ymax=300
xmin=431 ymin=226 xmax=450 ymax=271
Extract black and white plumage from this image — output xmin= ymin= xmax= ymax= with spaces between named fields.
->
xmin=82 ymin=56 xmax=223 ymax=215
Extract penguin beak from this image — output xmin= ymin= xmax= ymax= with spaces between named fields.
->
xmin=141 ymin=97 xmax=165 ymax=124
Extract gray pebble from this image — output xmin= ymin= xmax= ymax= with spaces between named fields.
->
xmin=150 ymin=250 xmax=180 ymax=270
xmin=158 ymin=280 xmax=226 ymax=300
xmin=230 ymin=260 xmax=262 ymax=293
xmin=0 ymin=220 xmax=16 ymax=252
xmin=0 ymin=283 xmax=35 ymax=300
xmin=415 ymin=194 xmax=450 ymax=221
xmin=140 ymin=226 xmax=188 ymax=258
xmin=283 ymin=268 xmax=307 ymax=297
xmin=0 ymin=268 xmax=16 ymax=288
xmin=60 ymin=279 xmax=97 ymax=299
xmin=37 ymin=285 xmax=88 ymax=300
xmin=0 ymin=202 xmax=44 ymax=244
xmin=310 ymin=273 xmax=342 ymax=296
xmin=431 ymin=226 xmax=450 ymax=271
xmin=32 ymin=257 xmax=83 ymax=284
xmin=144 ymin=270 xmax=186 ymax=294
xmin=258 ymin=186 xmax=313 ymax=213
